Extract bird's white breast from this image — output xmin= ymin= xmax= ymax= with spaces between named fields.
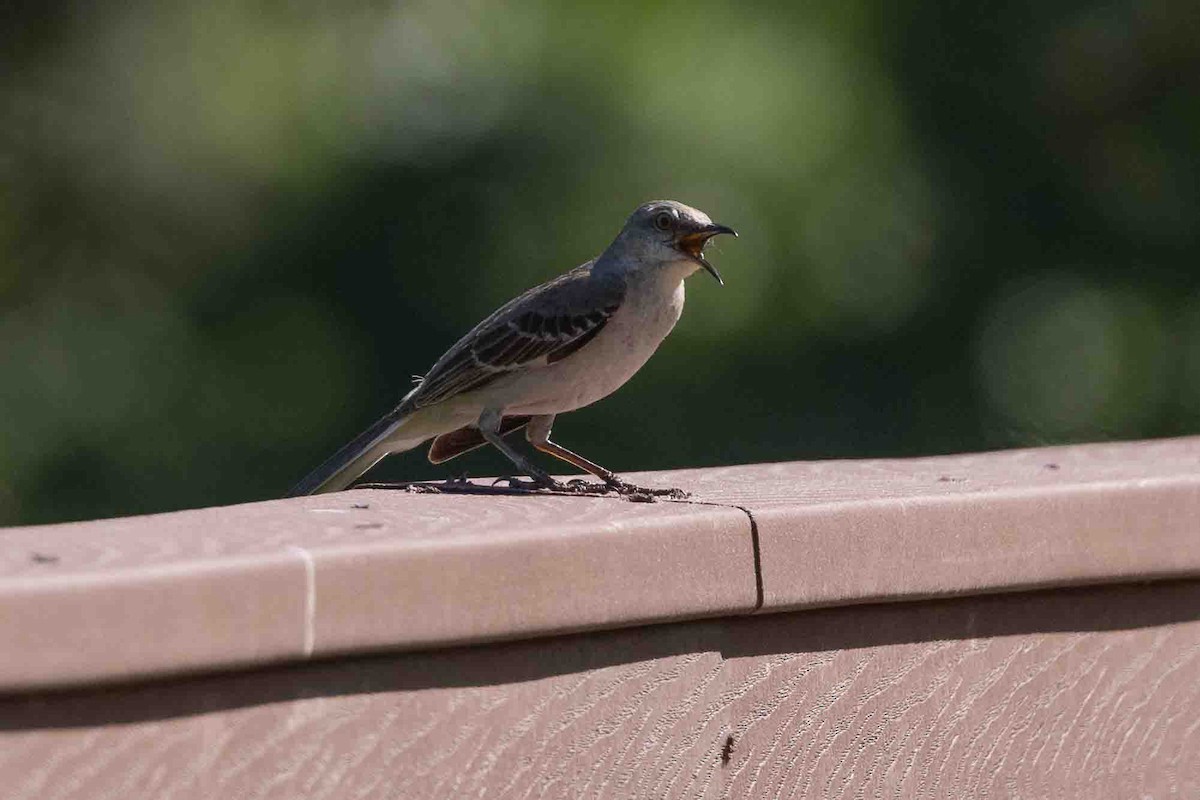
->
xmin=499 ymin=265 xmax=690 ymax=416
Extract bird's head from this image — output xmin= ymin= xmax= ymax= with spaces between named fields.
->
xmin=614 ymin=200 xmax=737 ymax=285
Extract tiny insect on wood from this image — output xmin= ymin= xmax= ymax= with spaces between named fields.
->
xmin=721 ymin=734 xmax=735 ymax=765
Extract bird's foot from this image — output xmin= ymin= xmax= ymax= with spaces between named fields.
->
xmin=491 ymin=475 xmax=540 ymax=491
xmin=555 ymin=478 xmax=606 ymax=491
xmin=602 ymin=477 xmax=690 ymax=502
xmin=485 ymin=475 xmax=690 ymax=501
xmin=490 ymin=475 xmax=577 ymax=493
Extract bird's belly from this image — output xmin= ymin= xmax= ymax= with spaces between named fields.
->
xmin=504 ymin=278 xmax=686 ymax=415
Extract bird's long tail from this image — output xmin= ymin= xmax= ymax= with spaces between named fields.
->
xmin=287 ymin=407 xmax=425 ymax=497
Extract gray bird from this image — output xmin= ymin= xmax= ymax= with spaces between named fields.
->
xmin=288 ymin=200 xmax=736 ymax=496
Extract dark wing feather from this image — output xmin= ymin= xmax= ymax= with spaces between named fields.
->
xmin=406 ymin=261 xmax=624 ymax=409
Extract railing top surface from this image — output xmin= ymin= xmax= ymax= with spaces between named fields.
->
xmin=3 ymin=437 xmax=1200 ymax=692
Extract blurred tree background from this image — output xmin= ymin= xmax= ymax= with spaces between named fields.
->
xmin=1 ymin=0 xmax=1197 ymax=525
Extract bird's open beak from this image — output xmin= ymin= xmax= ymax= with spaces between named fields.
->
xmin=678 ymin=223 xmax=737 ymax=286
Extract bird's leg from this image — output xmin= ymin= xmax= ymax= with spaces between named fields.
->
xmin=525 ymin=414 xmax=665 ymax=496
xmin=525 ymin=416 xmax=689 ymax=498
xmin=478 ymin=409 xmax=566 ymax=491
xmin=525 ymin=415 xmax=621 ymax=487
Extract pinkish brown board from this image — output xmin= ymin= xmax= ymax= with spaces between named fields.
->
xmin=2 ymin=581 xmax=1197 ymax=798
xmin=3 ymin=437 xmax=1200 ymax=694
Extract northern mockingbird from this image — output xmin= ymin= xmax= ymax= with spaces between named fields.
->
xmin=288 ymin=200 xmax=736 ymax=496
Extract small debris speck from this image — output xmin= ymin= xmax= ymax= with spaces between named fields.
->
xmin=354 ymin=522 xmax=384 ymax=530
xmin=1044 ymin=463 xmax=1060 ymax=470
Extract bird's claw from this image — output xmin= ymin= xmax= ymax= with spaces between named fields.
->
xmin=491 ymin=475 xmax=537 ymax=490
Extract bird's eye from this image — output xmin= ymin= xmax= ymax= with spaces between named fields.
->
xmin=653 ymin=211 xmax=674 ymax=231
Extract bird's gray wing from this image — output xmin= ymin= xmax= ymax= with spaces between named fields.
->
xmin=407 ymin=261 xmax=625 ymax=409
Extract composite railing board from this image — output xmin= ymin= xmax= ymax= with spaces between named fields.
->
xmin=3 ymin=582 xmax=1197 ymax=798
xmin=2 ymin=437 xmax=1200 ymax=797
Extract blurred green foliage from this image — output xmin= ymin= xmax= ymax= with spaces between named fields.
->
xmin=1 ymin=0 xmax=1197 ymax=525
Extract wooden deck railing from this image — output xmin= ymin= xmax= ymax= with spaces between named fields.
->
xmin=2 ymin=438 xmax=1199 ymax=797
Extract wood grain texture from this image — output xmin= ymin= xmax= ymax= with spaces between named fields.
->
xmin=3 ymin=582 xmax=1197 ymax=798
xmin=716 ymin=583 xmax=1200 ymax=799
